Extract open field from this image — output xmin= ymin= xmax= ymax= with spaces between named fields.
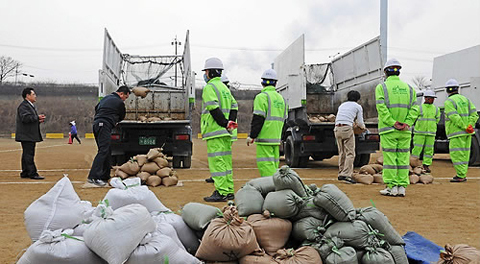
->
xmin=0 ymin=138 xmax=479 ymax=263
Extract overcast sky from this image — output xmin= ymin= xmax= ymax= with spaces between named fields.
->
xmin=1 ymin=0 xmax=479 ymax=88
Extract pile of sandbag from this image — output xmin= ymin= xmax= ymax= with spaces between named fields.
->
xmin=19 ymin=176 xmax=201 ymax=264
xmin=114 ymin=147 xmax=179 ymax=187
xmin=374 ymin=155 xmax=434 ymax=184
xmin=135 ymin=115 xmax=176 ymax=122
xmin=353 ymin=164 xmax=384 ymax=184
xmin=308 ymin=114 xmax=336 ymax=123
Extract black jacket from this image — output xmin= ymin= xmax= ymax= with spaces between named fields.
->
xmin=15 ymin=100 xmax=42 ymax=142
xmin=93 ymin=93 xmax=126 ymax=127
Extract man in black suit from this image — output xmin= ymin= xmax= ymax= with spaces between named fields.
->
xmin=15 ymin=87 xmax=45 ymax=180
xmin=87 ymin=86 xmax=130 ymax=186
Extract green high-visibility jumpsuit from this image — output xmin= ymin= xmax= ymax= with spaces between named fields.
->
xmin=252 ymin=86 xmax=287 ymax=177
xmin=444 ymin=94 xmax=478 ymax=178
xmin=376 ymin=76 xmax=418 ymax=188
xmin=411 ymin=103 xmax=440 ymax=165
xmin=201 ymin=77 xmax=236 ymax=196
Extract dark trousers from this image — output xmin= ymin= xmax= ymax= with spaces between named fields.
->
xmin=88 ymin=122 xmax=112 ymax=181
xmin=71 ymin=133 xmax=81 ymax=144
xmin=20 ymin=141 xmax=38 ymax=178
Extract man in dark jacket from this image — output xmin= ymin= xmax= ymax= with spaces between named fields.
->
xmin=87 ymin=86 xmax=130 ymax=186
xmin=15 ymin=87 xmax=45 ymax=180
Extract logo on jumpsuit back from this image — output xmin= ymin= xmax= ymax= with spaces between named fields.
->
xmin=392 ymin=85 xmax=407 ymax=95
xmin=221 ymin=90 xmax=230 ymax=99
xmin=273 ymin=99 xmax=284 ymax=109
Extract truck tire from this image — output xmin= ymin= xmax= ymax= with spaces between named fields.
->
xmin=469 ymin=136 xmax=480 ymax=166
xmin=173 ymin=156 xmax=182 ymax=168
xmin=182 ymin=156 xmax=192 ymax=168
xmin=285 ymin=135 xmax=303 ymax=168
xmin=354 ymin=154 xmax=370 ymax=167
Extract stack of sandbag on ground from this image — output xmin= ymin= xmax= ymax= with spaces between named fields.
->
xmin=114 ymin=147 xmax=179 ymax=187
xmin=353 ymin=164 xmax=384 ymax=184
xmin=408 ymin=156 xmax=434 ymax=184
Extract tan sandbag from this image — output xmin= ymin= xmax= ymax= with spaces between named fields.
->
xmin=326 ymin=114 xmax=336 ymax=122
xmin=138 ymin=115 xmax=147 ymax=122
xmin=147 ymin=117 xmax=161 ymax=122
xmin=147 ymin=148 xmax=163 ymax=160
xmin=353 ymin=123 xmax=366 ymax=135
xmin=134 ymin=154 xmax=148 ymax=167
xmin=132 ymin=86 xmax=151 ymax=98
xmin=319 ymin=116 xmax=327 ymax=122
xmin=136 ymin=171 xmax=151 ymax=182
xmin=163 ymin=117 xmax=173 ymax=121
xmin=247 ymin=211 xmax=292 ymax=256
xmin=419 ymin=174 xmax=434 ymax=184
xmin=274 ymin=246 xmax=322 ymax=264
xmin=153 ymin=157 xmax=169 ymax=168
xmin=162 ymin=175 xmax=178 ymax=187
xmin=115 ymin=168 xmax=129 ymax=179
xmin=376 ymin=155 xmax=384 ymax=165
xmin=359 ymin=165 xmax=376 ymax=175
xmin=156 ymin=167 xmax=172 ymax=178
xmin=309 ymin=117 xmax=320 ymax=123
xmin=410 ymin=156 xmax=422 ymax=167
xmin=373 ymin=173 xmax=384 ymax=184
xmin=119 ymin=160 xmax=140 ymax=176
xmin=239 ymin=249 xmax=278 ymax=264
xmin=410 ymin=174 xmax=420 ymax=184
xmin=436 ymin=244 xmax=480 ymax=264
xmin=352 ymin=173 xmax=374 ymax=185
xmin=146 ymin=175 xmax=162 ymax=187
xmin=141 ymin=162 xmax=160 ymax=174
xmin=370 ymin=164 xmax=383 ymax=173
xmin=195 ymin=206 xmax=260 ymax=262
xmin=413 ymin=166 xmax=423 ymax=176
xmin=409 ymin=166 xmax=414 ymax=175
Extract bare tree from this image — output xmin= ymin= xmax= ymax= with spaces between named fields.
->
xmin=412 ymin=75 xmax=429 ymax=90
xmin=0 ymin=56 xmax=22 ymax=85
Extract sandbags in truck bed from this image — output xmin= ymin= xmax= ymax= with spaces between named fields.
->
xmin=273 ymin=165 xmax=308 ymax=197
xmin=313 ymin=184 xmax=356 ymax=222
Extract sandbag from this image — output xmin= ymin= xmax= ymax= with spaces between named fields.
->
xmin=24 ymin=176 xmax=87 ymax=242
xmin=134 ymin=154 xmax=148 ymax=166
xmin=274 ymin=246 xmax=322 ymax=264
xmin=292 ymin=216 xmax=325 ymax=242
xmin=413 ymin=167 xmax=423 ymax=176
xmin=325 ymin=246 xmax=358 ymax=264
xmin=142 ymin=162 xmax=160 ymax=174
xmin=290 ymin=196 xmax=328 ymax=222
xmin=355 ymin=207 xmax=404 ymax=245
xmin=132 ymin=86 xmax=151 ymax=98
xmin=362 ymin=247 xmax=394 ymax=264
xmin=162 ymin=175 xmax=179 ymax=187
xmin=410 ymin=156 xmax=422 ymax=167
xmin=352 ymin=173 xmax=374 ymax=185
xmin=115 ymin=168 xmax=130 ymax=179
xmin=139 ymin=115 xmax=148 ymax=122
xmin=359 ymin=165 xmax=376 ymax=175
xmin=436 ymin=244 xmax=480 ymax=264
xmin=373 ymin=174 xmax=383 ymax=184
xmin=313 ymin=184 xmax=356 ymax=222
xmin=410 ymin=174 xmax=420 ymax=184
xmin=147 ymin=117 xmax=162 ymax=122
xmin=324 ymin=220 xmax=377 ymax=248
xmin=387 ymin=245 xmax=409 ymax=264
xmin=263 ymin=189 xmax=303 ymax=219
xmin=84 ymin=203 xmax=156 ymax=264
xmin=195 ymin=206 xmax=260 ymax=262
xmin=314 ymin=236 xmax=344 ymax=261
xmin=126 ymin=232 xmax=201 ymax=264
xmin=247 ymin=211 xmax=292 ymax=255
xmin=273 ymin=165 xmax=308 ymax=197
xmin=153 ymin=157 xmax=169 ymax=168
xmin=326 ymin=114 xmax=336 ymax=122
xmin=239 ymin=249 xmax=278 ymax=264
xmin=151 ymin=211 xmax=200 ymax=254
xmin=155 ymin=221 xmax=186 ymax=250
xmin=146 ymin=175 xmax=162 ymax=187
xmin=156 ymin=167 xmax=172 ymax=178
xmin=147 ymin=148 xmax=163 ymax=160
xmin=137 ymin=171 xmax=151 ymax=182
xmin=182 ymin=202 xmax=220 ymax=231
xmin=235 ymin=184 xmax=264 ymax=217
xmin=376 ymin=155 xmax=384 ymax=165
xmin=247 ymin=176 xmax=275 ymax=197
xmin=119 ymin=160 xmax=140 ymax=176
xmin=370 ymin=164 xmax=383 ymax=173
xmin=17 ymin=229 xmax=104 ymax=264
xmin=419 ymin=174 xmax=434 ymax=184
xmin=104 ymin=177 xmax=170 ymax=212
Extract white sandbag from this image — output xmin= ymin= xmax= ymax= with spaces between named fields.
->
xmin=72 ymin=201 xmax=95 ymax=237
xmin=24 ymin=176 xmax=88 ymax=242
xmin=18 ymin=229 xmax=104 ymax=264
xmin=151 ymin=211 xmax=199 ymax=254
xmin=84 ymin=203 xmax=156 ymax=264
xmin=155 ymin=221 xmax=186 ymax=250
xmin=126 ymin=232 xmax=201 ymax=264
xmin=104 ymin=177 xmax=170 ymax=212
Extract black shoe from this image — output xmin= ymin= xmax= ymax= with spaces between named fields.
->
xmin=204 ymin=190 xmax=227 ymax=202
xmin=450 ymin=176 xmax=467 ymax=183
xmin=338 ymin=176 xmax=356 ymax=184
xmin=226 ymin=193 xmax=235 ymax=200
xmin=423 ymin=165 xmax=431 ymax=173
xmin=205 ymin=177 xmax=214 ymax=183
xmin=87 ymin=178 xmax=107 ymax=186
xmin=30 ymin=175 xmax=45 ymax=180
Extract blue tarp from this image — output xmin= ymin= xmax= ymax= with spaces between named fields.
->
xmin=403 ymin=231 xmax=444 ymax=264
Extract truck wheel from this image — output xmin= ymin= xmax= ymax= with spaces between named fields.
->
xmin=354 ymin=154 xmax=371 ymax=167
xmin=173 ymin=156 xmax=182 ymax=168
xmin=469 ymin=136 xmax=480 ymax=166
xmin=285 ymin=136 xmax=301 ymax=167
xmin=183 ymin=156 xmax=192 ymax=168
xmin=298 ymin=156 xmax=309 ymax=168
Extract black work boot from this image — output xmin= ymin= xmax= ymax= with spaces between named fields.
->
xmin=205 ymin=177 xmax=214 ymax=183
xmin=423 ymin=164 xmax=431 ymax=173
xmin=204 ymin=190 xmax=227 ymax=202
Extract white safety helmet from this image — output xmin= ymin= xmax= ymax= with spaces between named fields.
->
xmin=383 ymin=58 xmax=402 ymax=71
xmin=221 ymin=74 xmax=229 ymax=83
xmin=423 ymin=90 xmax=436 ymax=98
xmin=261 ymin=69 xmax=278 ymax=80
xmin=202 ymin=57 xmax=224 ymax=70
xmin=445 ymin=78 xmax=459 ymax=88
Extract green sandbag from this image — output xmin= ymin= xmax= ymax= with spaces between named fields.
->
xmin=387 ymin=245 xmax=409 ymax=264
xmin=312 ymin=236 xmax=344 ymax=262
xmin=292 ymin=217 xmax=325 ymax=242
xmin=356 ymin=207 xmax=405 ymax=245
xmin=247 ymin=177 xmax=275 ymax=197
xmin=324 ymin=220 xmax=378 ymax=249
xmin=362 ymin=247 xmax=395 ymax=264
xmin=313 ymin=184 xmax=356 ymax=222
xmin=356 ymin=250 xmax=365 ymax=263
xmin=262 ymin=190 xmax=302 ymax=219
xmin=273 ymin=165 xmax=308 ymax=197
xmin=235 ymin=184 xmax=264 ymax=217
xmin=325 ymin=246 xmax=358 ymax=264
xmin=290 ymin=197 xmax=328 ymax=222
xmin=181 ymin=202 xmax=220 ymax=231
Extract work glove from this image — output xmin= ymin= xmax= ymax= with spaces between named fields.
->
xmin=466 ymin=124 xmax=475 ymax=134
xmin=226 ymin=121 xmax=238 ymax=133
xmin=246 ymin=137 xmax=255 ymax=146
xmin=393 ymin=121 xmax=406 ymax=130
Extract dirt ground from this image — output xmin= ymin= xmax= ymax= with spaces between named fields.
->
xmin=0 ymin=138 xmax=479 ymax=263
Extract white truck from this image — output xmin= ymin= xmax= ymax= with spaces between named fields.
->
xmin=275 ymin=35 xmax=381 ymax=167
xmin=98 ymin=29 xmax=195 ymax=168
xmin=429 ymin=45 xmax=480 ymax=165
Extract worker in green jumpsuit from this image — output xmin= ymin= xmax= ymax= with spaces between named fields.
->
xmin=247 ymin=69 xmax=287 ymax=177
xmin=444 ymin=78 xmax=478 ymax=182
xmin=201 ymin=57 xmax=238 ymax=202
xmin=411 ymin=89 xmax=440 ymax=173
xmin=376 ymin=59 xmax=418 ymax=197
